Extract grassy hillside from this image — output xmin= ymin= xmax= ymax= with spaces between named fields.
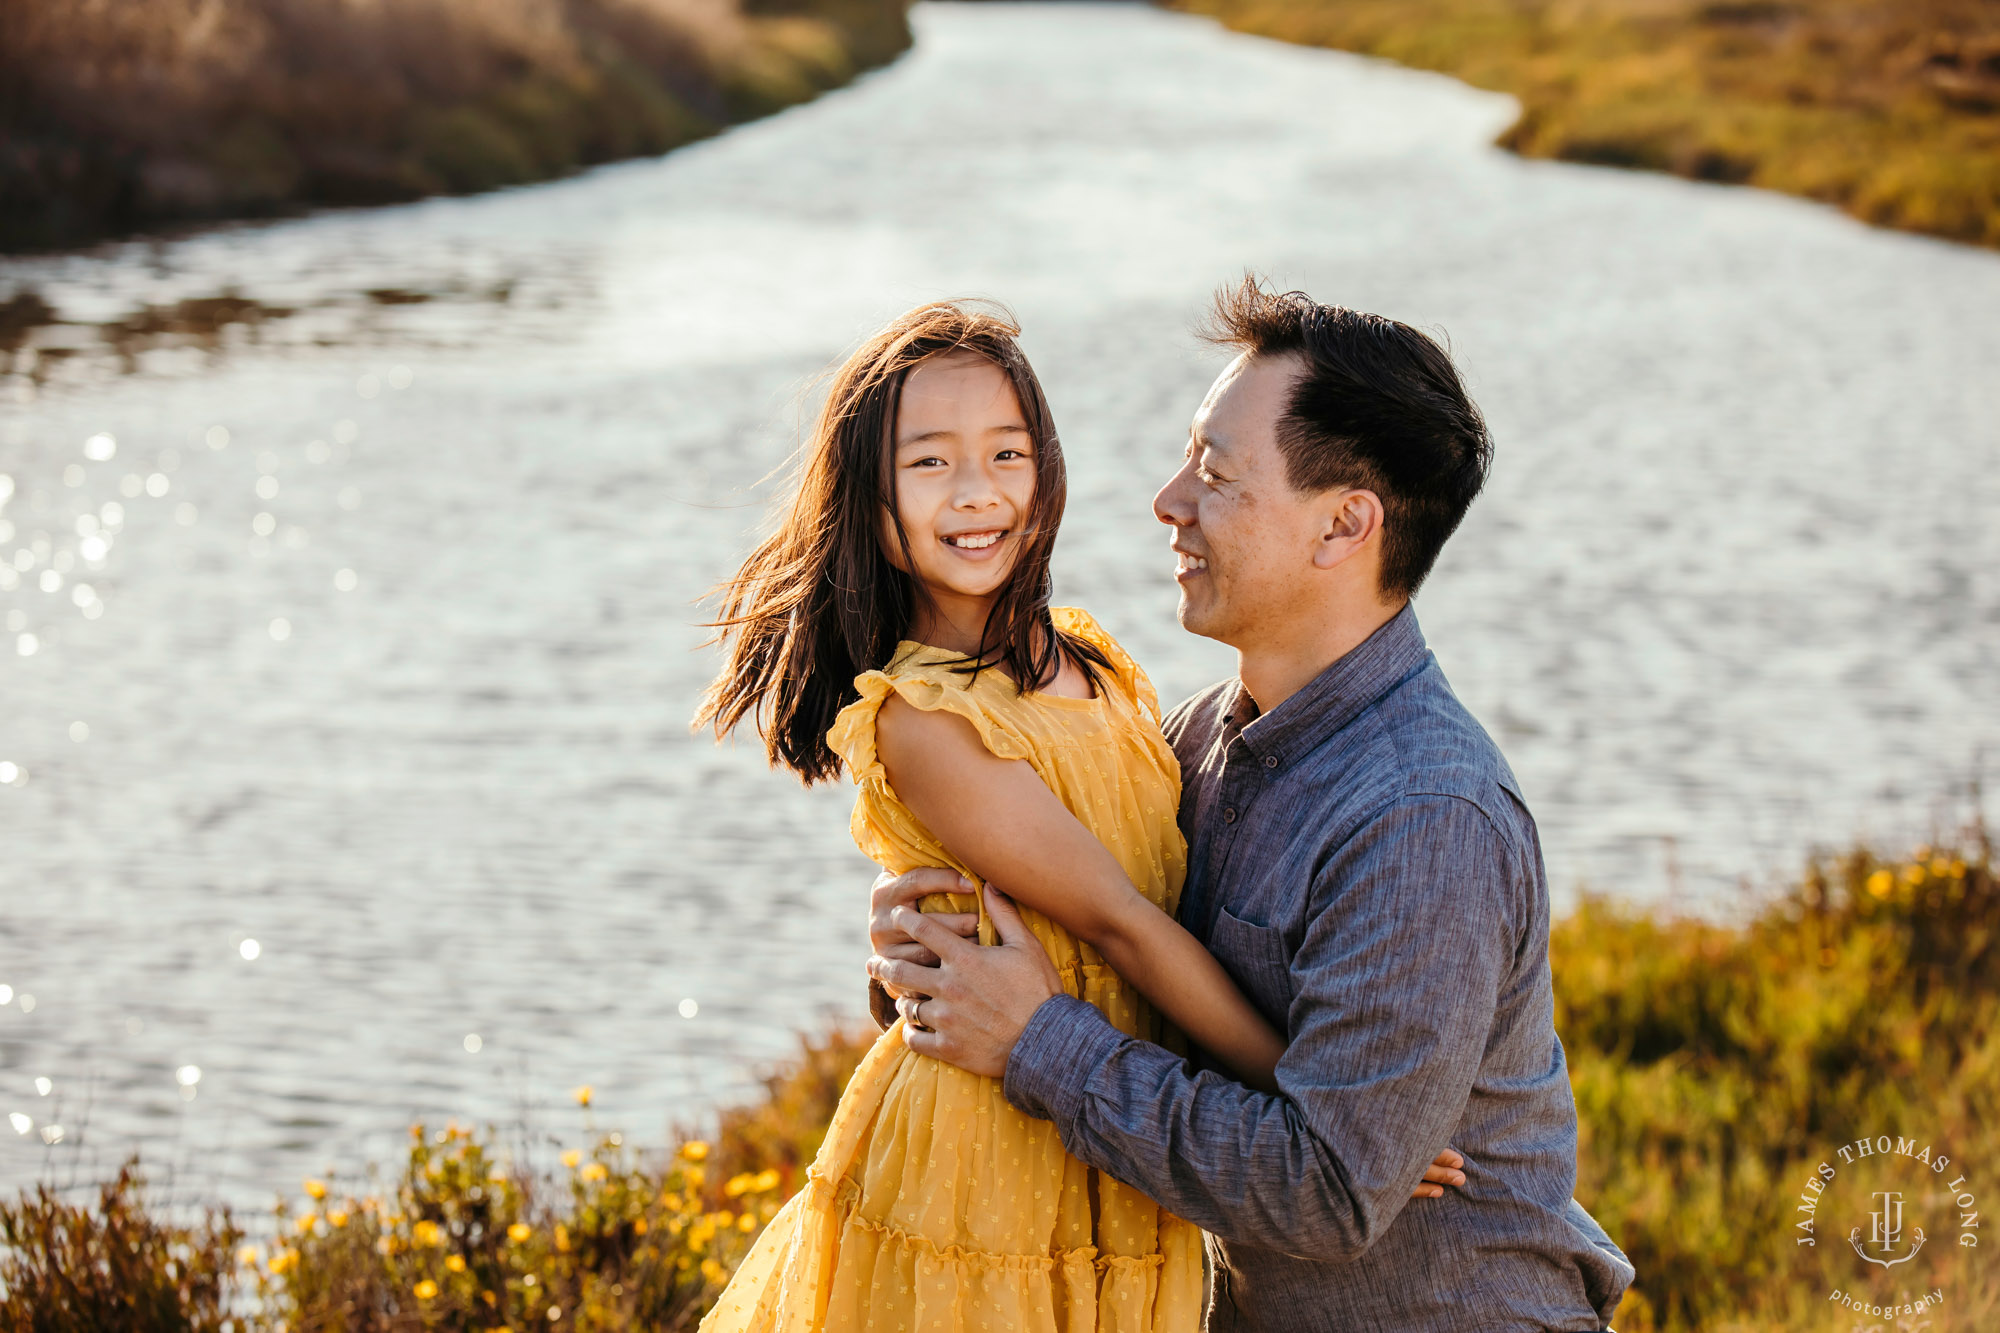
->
xmin=0 ymin=0 xmax=912 ymax=251
xmin=3 ymin=834 xmax=1995 ymax=1330
xmin=1168 ymin=0 xmax=2000 ymax=249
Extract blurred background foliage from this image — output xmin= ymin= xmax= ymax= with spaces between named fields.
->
xmin=3 ymin=833 xmax=1995 ymax=1330
xmin=0 ymin=0 xmax=913 ymax=251
xmin=1170 ymin=0 xmax=2000 ymax=249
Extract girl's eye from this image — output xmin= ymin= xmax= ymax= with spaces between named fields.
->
xmin=909 ymin=456 xmax=946 ymax=468
xmin=995 ymin=448 xmax=1028 ymax=461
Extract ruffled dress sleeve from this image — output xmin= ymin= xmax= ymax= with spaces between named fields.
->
xmin=1050 ymin=605 xmax=1162 ymax=725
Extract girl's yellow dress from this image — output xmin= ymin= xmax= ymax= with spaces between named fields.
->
xmin=701 ymin=607 xmax=1204 ymax=1333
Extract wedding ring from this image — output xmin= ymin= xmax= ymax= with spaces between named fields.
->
xmin=911 ymin=998 xmax=929 ymax=1031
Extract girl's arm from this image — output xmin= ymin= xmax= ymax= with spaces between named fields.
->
xmin=875 ymin=694 xmax=1286 ymax=1092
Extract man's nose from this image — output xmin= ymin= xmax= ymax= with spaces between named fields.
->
xmin=1154 ymin=464 xmax=1194 ymax=527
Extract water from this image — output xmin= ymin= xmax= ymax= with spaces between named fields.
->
xmin=1 ymin=2 xmax=1995 ymax=1210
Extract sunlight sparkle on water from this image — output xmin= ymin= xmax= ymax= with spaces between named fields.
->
xmin=69 ymin=721 xmax=88 ymax=742
xmin=15 ymin=634 xmax=36 ymax=657
xmin=251 ymin=512 xmax=276 ymax=536
xmin=333 ymin=568 xmax=357 ymax=591
xmin=6 ymin=1114 xmax=27 ymax=1136
xmin=176 ymin=1065 xmax=201 ymax=1087
xmin=38 ymin=1125 xmax=60 ymax=1145
xmin=268 ymin=619 xmax=291 ymax=642
xmin=0 ymin=986 xmax=10 ymax=1004
xmin=255 ymin=476 xmax=280 ymax=500
xmin=240 ymin=938 xmax=262 ymax=960
xmin=33 ymin=1078 xmax=50 ymax=1097
xmin=463 ymin=1033 xmax=483 ymax=1053
xmin=83 ymin=434 xmax=116 ymax=462
xmin=62 ymin=465 xmax=84 ymax=487
xmin=678 ymin=998 xmax=698 ymax=1019
xmin=145 ymin=473 xmax=169 ymax=497
xmin=206 ymin=426 xmax=230 ymax=450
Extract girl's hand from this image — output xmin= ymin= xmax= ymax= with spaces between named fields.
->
xmin=1410 ymin=1148 xmax=1467 ymax=1199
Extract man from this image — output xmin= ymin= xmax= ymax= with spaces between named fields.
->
xmin=866 ymin=281 xmax=1635 ymax=1330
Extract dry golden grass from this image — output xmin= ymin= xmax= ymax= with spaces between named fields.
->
xmin=0 ymin=0 xmax=911 ymax=250
xmin=1170 ymin=0 xmax=2000 ymax=249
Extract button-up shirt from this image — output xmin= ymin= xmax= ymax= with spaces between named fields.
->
xmin=1004 ymin=605 xmax=1635 ymax=1331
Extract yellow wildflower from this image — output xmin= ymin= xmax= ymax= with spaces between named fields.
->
xmin=328 ymin=1209 xmax=349 ymax=1229
xmin=415 ymin=1219 xmax=446 ymax=1248
xmin=561 ymin=1149 xmax=581 ymax=1170
xmin=680 ymin=1140 xmax=709 ymax=1162
xmin=724 ymin=1172 xmax=755 ymax=1198
xmin=446 ymin=1254 xmax=467 ymax=1273
xmin=752 ymin=1169 xmax=781 ymax=1192
xmin=304 ymin=1178 xmax=328 ymax=1200
xmin=414 ymin=1278 xmax=439 ymax=1300
xmin=573 ymin=1084 xmax=594 ymax=1107
xmin=700 ymin=1258 xmax=727 ymax=1284
xmin=580 ymin=1161 xmax=609 ymax=1183
xmin=237 ymin=1245 xmax=261 ymax=1267
xmin=1867 ymin=870 xmax=1893 ymax=898
xmin=555 ymin=1223 xmax=572 ymax=1252
xmin=685 ymin=1166 xmax=705 ymax=1189
xmin=633 ymin=1216 xmax=649 ymax=1235
xmin=508 ymin=1221 xmax=533 ymax=1244
xmin=738 ymin=1213 xmax=757 ymax=1233
xmin=269 ymin=1248 xmax=298 ymax=1275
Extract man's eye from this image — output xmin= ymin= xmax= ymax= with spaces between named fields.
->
xmin=1197 ymin=468 xmax=1222 ymax=485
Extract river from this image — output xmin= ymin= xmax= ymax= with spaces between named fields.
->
xmin=1 ymin=2 xmax=1996 ymax=1209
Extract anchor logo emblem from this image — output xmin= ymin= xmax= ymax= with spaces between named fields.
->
xmin=1850 ymin=1190 xmax=1927 ymax=1268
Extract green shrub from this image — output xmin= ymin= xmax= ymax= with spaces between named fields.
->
xmin=0 ymin=1162 xmax=246 ymax=1333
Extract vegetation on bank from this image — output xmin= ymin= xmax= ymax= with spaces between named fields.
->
xmin=0 ymin=0 xmax=912 ymax=252
xmin=3 ymin=833 xmax=1996 ymax=1330
xmin=1169 ymin=0 xmax=2000 ymax=250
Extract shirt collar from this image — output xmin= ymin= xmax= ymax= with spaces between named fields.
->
xmin=1224 ymin=603 xmax=1432 ymax=769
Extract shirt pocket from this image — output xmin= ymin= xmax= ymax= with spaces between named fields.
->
xmin=1210 ymin=903 xmax=1294 ymax=1028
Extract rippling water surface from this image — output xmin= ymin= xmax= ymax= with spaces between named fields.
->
xmin=2 ymin=3 xmax=1996 ymax=1208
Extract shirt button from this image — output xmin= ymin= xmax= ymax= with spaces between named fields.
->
xmin=1263 ymin=755 xmax=1279 ymax=769
xmin=1222 ymin=807 xmax=1238 ymax=824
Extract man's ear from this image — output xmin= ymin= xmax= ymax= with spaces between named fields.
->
xmin=1311 ymin=488 xmax=1383 ymax=570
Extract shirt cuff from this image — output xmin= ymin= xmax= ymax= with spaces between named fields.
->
xmin=1002 ymin=993 xmax=1125 ymax=1123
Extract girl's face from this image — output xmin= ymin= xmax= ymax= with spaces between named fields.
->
xmin=885 ymin=351 xmax=1037 ymax=634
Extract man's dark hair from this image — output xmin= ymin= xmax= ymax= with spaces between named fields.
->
xmin=1200 ymin=277 xmax=1491 ymax=599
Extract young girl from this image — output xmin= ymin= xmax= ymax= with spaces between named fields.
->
xmin=694 ymin=302 xmax=1455 ymax=1332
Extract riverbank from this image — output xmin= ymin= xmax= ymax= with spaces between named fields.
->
xmin=3 ymin=834 xmax=1994 ymax=1331
xmin=1169 ymin=0 xmax=2000 ymax=251
xmin=0 ymin=0 xmax=912 ymax=252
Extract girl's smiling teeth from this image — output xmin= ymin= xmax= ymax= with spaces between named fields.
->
xmin=944 ymin=530 xmax=1007 ymax=550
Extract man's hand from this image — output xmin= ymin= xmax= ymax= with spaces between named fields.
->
xmin=867 ymin=868 xmax=981 ymax=1000
xmin=867 ymin=886 xmax=1062 ymax=1078
xmin=1412 ymin=1148 xmax=1466 ymax=1199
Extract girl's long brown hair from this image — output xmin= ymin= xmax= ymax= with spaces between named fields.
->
xmin=694 ymin=301 xmax=1109 ymax=785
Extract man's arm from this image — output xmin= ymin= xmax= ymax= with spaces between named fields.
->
xmin=1001 ymin=795 xmax=1518 ymax=1262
